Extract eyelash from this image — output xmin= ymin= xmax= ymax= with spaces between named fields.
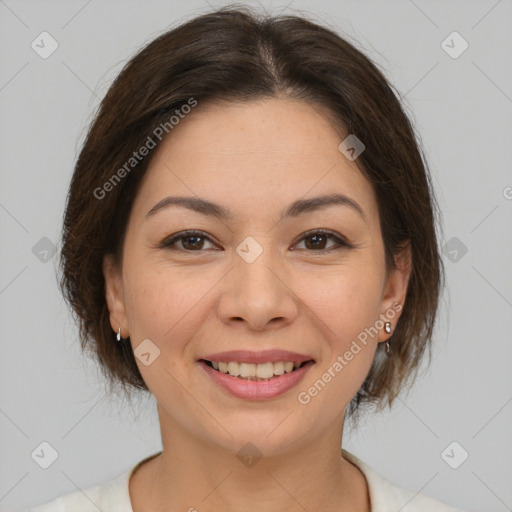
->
xmin=160 ymin=229 xmax=352 ymax=253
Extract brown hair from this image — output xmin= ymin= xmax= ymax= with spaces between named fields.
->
xmin=59 ymin=4 xmax=445 ymax=423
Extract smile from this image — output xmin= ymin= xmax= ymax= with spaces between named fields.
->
xmin=202 ymin=360 xmax=309 ymax=381
xmin=197 ymin=351 xmax=315 ymax=400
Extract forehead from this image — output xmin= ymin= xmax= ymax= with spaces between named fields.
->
xmin=132 ymin=98 xmax=379 ymax=225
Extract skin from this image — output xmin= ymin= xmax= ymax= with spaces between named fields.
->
xmin=103 ymin=97 xmax=411 ymax=512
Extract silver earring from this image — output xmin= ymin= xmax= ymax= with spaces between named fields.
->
xmin=384 ymin=322 xmax=392 ymax=354
xmin=117 ymin=327 xmax=122 ymax=342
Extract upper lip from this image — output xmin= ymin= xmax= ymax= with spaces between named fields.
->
xmin=199 ymin=350 xmax=315 ymax=364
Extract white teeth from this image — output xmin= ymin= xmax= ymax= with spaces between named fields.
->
xmin=209 ymin=360 xmax=307 ymax=379
xmin=256 ymin=362 xmax=274 ymax=379
xmin=239 ymin=363 xmax=256 ymax=378
xmin=273 ymin=362 xmax=285 ymax=375
xmin=227 ymin=361 xmax=239 ymax=376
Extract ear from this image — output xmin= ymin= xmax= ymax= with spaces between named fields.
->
xmin=103 ymin=254 xmax=129 ymax=338
xmin=377 ymin=242 xmax=412 ymax=342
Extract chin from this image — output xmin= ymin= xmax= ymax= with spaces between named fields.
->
xmin=198 ymin=418 xmax=311 ymax=459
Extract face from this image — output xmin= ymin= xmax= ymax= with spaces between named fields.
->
xmin=104 ymin=98 xmax=410 ymax=456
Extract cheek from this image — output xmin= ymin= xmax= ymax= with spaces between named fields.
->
xmin=302 ymin=265 xmax=383 ymax=344
xmin=293 ymin=270 xmax=382 ymax=416
xmin=122 ymin=264 xmax=213 ymax=396
xmin=123 ymin=261 xmax=218 ymax=346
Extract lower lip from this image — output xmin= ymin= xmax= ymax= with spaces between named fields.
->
xmin=199 ymin=360 xmax=315 ymax=400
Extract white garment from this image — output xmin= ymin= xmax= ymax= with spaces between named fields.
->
xmin=28 ymin=449 xmax=462 ymax=511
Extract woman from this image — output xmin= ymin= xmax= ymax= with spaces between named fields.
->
xmin=29 ymin=5 xmax=462 ymax=511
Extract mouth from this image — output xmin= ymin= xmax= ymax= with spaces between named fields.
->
xmin=197 ymin=349 xmax=316 ymax=399
xmin=199 ymin=359 xmax=314 ymax=382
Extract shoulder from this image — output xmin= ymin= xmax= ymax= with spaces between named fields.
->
xmin=342 ymin=449 xmax=464 ymax=512
xmin=27 ymin=452 xmax=161 ymax=512
xmin=27 ymin=471 xmax=132 ymax=512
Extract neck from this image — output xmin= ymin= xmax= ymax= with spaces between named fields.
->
xmin=130 ymin=409 xmax=370 ymax=512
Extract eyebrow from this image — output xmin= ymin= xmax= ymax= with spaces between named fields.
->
xmin=145 ymin=193 xmax=367 ymax=223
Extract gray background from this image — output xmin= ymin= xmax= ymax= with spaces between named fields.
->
xmin=1 ymin=0 xmax=511 ymax=511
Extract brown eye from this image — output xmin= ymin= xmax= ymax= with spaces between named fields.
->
xmin=181 ymin=235 xmax=205 ymax=250
xmin=161 ymin=230 xmax=217 ymax=251
xmin=294 ymin=230 xmax=350 ymax=251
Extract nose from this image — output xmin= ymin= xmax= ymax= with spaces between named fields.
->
xmin=217 ymin=245 xmax=299 ymax=332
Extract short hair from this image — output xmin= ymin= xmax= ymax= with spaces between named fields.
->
xmin=59 ymin=4 xmax=445 ymax=424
